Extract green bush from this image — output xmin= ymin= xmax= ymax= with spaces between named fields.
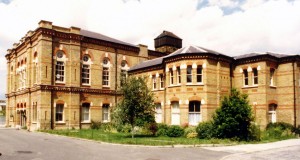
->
xmin=101 ymin=122 xmax=114 ymax=132
xmin=266 ymin=122 xmax=294 ymax=131
xmin=293 ymin=125 xmax=300 ymax=135
xmin=147 ymin=123 xmax=158 ymax=136
xmin=166 ymin=125 xmax=184 ymax=137
xmin=119 ymin=124 xmax=132 ymax=133
xmin=248 ymin=123 xmax=261 ymax=141
xmin=90 ymin=120 xmax=102 ymax=130
xmin=196 ymin=121 xmax=214 ymax=139
xmin=156 ymin=123 xmax=169 ymax=136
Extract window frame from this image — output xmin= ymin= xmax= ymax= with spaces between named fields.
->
xmin=55 ymin=61 xmax=65 ymax=83
xmin=169 ymin=68 xmax=174 ymax=85
xmin=152 ymin=75 xmax=157 ymax=90
xmin=270 ymin=68 xmax=275 ymax=86
xmin=55 ymin=104 xmax=64 ymax=122
xmin=81 ymin=103 xmax=90 ymax=122
xmin=196 ymin=65 xmax=202 ymax=83
xmin=160 ymin=74 xmax=164 ymax=89
xmin=188 ymin=101 xmax=201 ymax=125
xmin=177 ymin=66 xmax=181 ymax=84
xmin=253 ymin=68 xmax=258 ymax=86
xmin=155 ymin=103 xmax=162 ymax=123
xmin=102 ymin=104 xmax=110 ymax=122
xmin=187 ymin=65 xmax=192 ymax=84
xmin=82 ymin=64 xmax=90 ymax=85
xmin=243 ymin=69 xmax=248 ymax=86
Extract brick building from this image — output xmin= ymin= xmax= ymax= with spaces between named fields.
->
xmin=5 ymin=21 xmax=300 ymax=130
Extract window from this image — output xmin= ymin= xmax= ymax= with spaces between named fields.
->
xmin=102 ymin=58 xmax=110 ymax=87
xmin=32 ymin=102 xmax=37 ymax=122
xmin=253 ymin=68 xmax=258 ymax=85
xmin=268 ymin=104 xmax=277 ymax=123
xmin=187 ymin=65 xmax=192 ymax=83
xmin=189 ymin=101 xmax=201 ymax=125
xmin=243 ymin=69 xmax=248 ymax=86
xmin=270 ymin=68 xmax=275 ymax=86
xmin=171 ymin=101 xmax=180 ymax=125
xmin=56 ymin=104 xmax=64 ymax=122
xmin=177 ymin=67 xmax=181 ymax=84
xmin=82 ymin=64 xmax=90 ymax=84
xmin=197 ymin=65 xmax=202 ymax=83
xmin=152 ymin=75 xmax=157 ymax=90
xmin=55 ymin=61 xmax=64 ymax=82
xmin=81 ymin=103 xmax=90 ymax=122
xmin=160 ymin=74 xmax=164 ymax=89
xmin=121 ymin=69 xmax=127 ymax=87
xmin=155 ymin=103 xmax=162 ymax=123
xmin=170 ymin=68 xmax=174 ymax=85
xmin=102 ymin=104 xmax=110 ymax=122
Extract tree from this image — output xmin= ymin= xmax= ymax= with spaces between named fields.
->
xmin=213 ymin=88 xmax=254 ymax=141
xmin=112 ymin=76 xmax=155 ymax=138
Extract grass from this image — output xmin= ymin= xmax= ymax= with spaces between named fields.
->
xmin=41 ymin=129 xmax=239 ymax=146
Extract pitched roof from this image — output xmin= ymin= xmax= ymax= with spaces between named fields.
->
xmin=129 ymin=57 xmax=164 ymax=71
xmin=80 ymin=29 xmax=136 ymax=47
xmin=234 ymin=52 xmax=290 ymax=60
xmin=154 ymin=30 xmax=182 ymax=40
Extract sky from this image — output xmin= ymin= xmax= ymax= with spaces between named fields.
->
xmin=0 ymin=0 xmax=300 ymax=98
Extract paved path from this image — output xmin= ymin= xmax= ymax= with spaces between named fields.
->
xmin=0 ymin=128 xmax=229 ymax=160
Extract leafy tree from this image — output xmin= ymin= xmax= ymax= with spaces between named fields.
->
xmin=112 ymin=76 xmax=155 ymax=138
xmin=213 ymin=88 xmax=254 ymax=141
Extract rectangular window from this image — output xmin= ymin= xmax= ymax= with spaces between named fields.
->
xmin=32 ymin=102 xmax=37 ymax=122
xmin=187 ymin=65 xmax=192 ymax=83
xmin=55 ymin=61 xmax=64 ymax=82
xmin=189 ymin=101 xmax=201 ymax=125
xmin=243 ymin=69 xmax=248 ymax=86
xmin=121 ymin=69 xmax=127 ymax=87
xmin=160 ymin=74 xmax=164 ymax=89
xmin=253 ymin=68 xmax=258 ymax=85
xmin=270 ymin=68 xmax=275 ymax=86
xmin=152 ymin=76 xmax=157 ymax=90
xmin=177 ymin=67 xmax=181 ymax=84
xmin=170 ymin=68 xmax=174 ymax=85
xmin=56 ymin=104 xmax=64 ymax=122
xmin=155 ymin=103 xmax=162 ymax=123
xmin=102 ymin=67 xmax=109 ymax=86
xmin=102 ymin=104 xmax=110 ymax=122
xmin=81 ymin=103 xmax=90 ymax=122
xmin=82 ymin=64 xmax=90 ymax=84
xmin=197 ymin=65 xmax=202 ymax=83
xmin=171 ymin=101 xmax=180 ymax=125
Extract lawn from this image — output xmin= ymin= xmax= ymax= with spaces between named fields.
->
xmin=41 ymin=129 xmax=239 ymax=146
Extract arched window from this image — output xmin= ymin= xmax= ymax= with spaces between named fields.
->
xmin=82 ymin=55 xmax=91 ymax=85
xmin=102 ymin=58 xmax=110 ymax=87
xmin=120 ymin=60 xmax=129 ymax=87
xmin=55 ymin=51 xmax=66 ymax=83
xmin=189 ymin=101 xmax=201 ymax=125
xmin=268 ymin=104 xmax=277 ymax=123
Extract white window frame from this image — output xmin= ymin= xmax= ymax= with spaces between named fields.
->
xmin=268 ymin=104 xmax=277 ymax=123
xmin=160 ymin=74 xmax=164 ymax=89
xmin=171 ymin=101 xmax=180 ymax=125
xmin=102 ymin=58 xmax=110 ymax=87
xmin=55 ymin=104 xmax=64 ymax=122
xmin=187 ymin=65 xmax=192 ymax=84
xmin=81 ymin=103 xmax=90 ymax=122
xmin=197 ymin=65 xmax=203 ymax=84
xmin=82 ymin=64 xmax=90 ymax=85
xmin=270 ymin=68 xmax=275 ymax=86
xmin=253 ymin=68 xmax=258 ymax=86
xmin=177 ymin=67 xmax=181 ymax=84
xmin=102 ymin=104 xmax=110 ymax=122
xmin=155 ymin=103 xmax=162 ymax=123
xmin=243 ymin=69 xmax=248 ymax=86
xmin=188 ymin=101 xmax=201 ymax=125
xmin=55 ymin=51 xmax=67 ymax=84
xmin=170 ymin=68 xmax=174 ymax=85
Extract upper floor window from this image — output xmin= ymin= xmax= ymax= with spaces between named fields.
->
xmin=243 ymin=69 xmax=248 ymax=86
xmin=270 ymin=68 xmax=275 ymax=86
xmin=177 ymin=67 xmax=181 ymax=84
xmin=120 ymin=60 xmax=128 ymax=87
xmin=170 ymin=68 xmax=174 ymax=85
xmin=197 ymin=65 xmax=202 ymax=83
xmin=253 ymin=68 xmax=258 ymax=85
xmin=102 ymin=58 xmax=110 ymax=87
xmin=160 ymin=74 xmax=164 ymax=89
xmin=55 ymin=51 xmax=65 ymax=83
xmin=82 ymin=55 xmax=91 ymax=85
xmin=152 ymin=75 xmax=157 ymax=90
xmin=187 ymin=65 xmax=192 ymax=83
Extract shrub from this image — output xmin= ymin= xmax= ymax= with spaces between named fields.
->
xmin=147 ymin=123 xmax=158 ymax=136
xmin=90 ymin=120 xmax=102 ymax=130
xmin=184 ymin=127 xmax=197 ymax=138
xmin=248 ymin=123 xmax=261 ymax=141
xmin=266 ymin=122 xmax=294 ymax=131
xmin=117 ymin=124 xmax=132 ymax=133
xmin=293 ymin=125 xmax=300 ymax=135
xmin=166 ymin=125 xmax=184 ymax=137
xmin=156 ymin=123 xmax=169 ymax=136
xmin=181 ymin=123 xmax=189 ymax=129
xmin=196 ymin=121 xmax=214 ymax=139
xmin=101 ymin=122 xmax=114 ymax=132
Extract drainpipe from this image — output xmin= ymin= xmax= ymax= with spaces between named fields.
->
xmin=293 ymin=61 xmax=297 ymax=128
xmin=115 ymin=48 xmax=118 ymax=107
xmin=50 ymin=45 xmax=54 ymax=130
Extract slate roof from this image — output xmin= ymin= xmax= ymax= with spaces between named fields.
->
xmin=80 ymin=29 xmax=136 ymax=47
xmin=234 ymin=52 xmax=291 ymax=60
xmin=129 ymin=45 xmax=231 ymax=72
xmin=154 ymin=30 xmax=182 ymax=40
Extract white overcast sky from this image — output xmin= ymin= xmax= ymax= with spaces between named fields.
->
xmin=0 ymin=0 xmax=300 ymax=98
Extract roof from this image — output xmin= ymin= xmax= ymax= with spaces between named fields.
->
xmin=80 ymin=29 xmax=136 ymax=47
xmin=154 ymin=30 xmax=182 ymax=40
xmin=129 ymin=45 xmax=231 ymax=72
xmin=234 ymin=52 xmax=291 ymax=60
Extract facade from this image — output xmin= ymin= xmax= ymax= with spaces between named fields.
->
xmin=5 ymin=21 xmax=169 ymax=131
xmin=129 ymin=47 xmax=300 ymax=128
xmin=5 ymin=20 xmax=300 ymax=130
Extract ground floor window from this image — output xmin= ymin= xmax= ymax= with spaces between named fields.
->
xmin=268 ymin=104 xmax=277 ymax=123
xmin=82 ymin=103 xmax=90 ymax=122
xmin=56 ymin=104 xmax=64 ymax=122
xmin=155 ymin=103 xmax=162 ymax=123
xmin=102 ymin=104 xmax=110 ymax=122
xmin=189 ymin=101 xmax=201 ymax=125
xmin=171 ymin=101 xmax=180 ymax=125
